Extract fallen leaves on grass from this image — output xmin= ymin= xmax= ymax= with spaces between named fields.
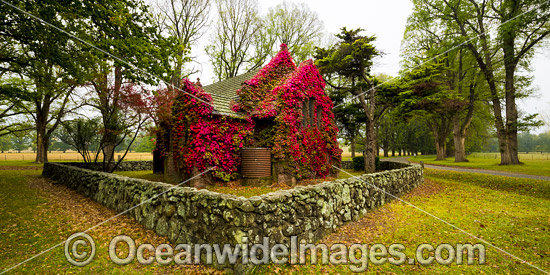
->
xmin=0 ymin=165 xmax=42 ymax=170
xmin=28 ymin=175 xmax=223 ymax=274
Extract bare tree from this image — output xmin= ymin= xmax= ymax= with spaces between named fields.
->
xmin=266 ymin=1 xmax=324 ymax=63
xmin=153 ymin=0 xmax=211 ymax=87
xmin=206 ymin=0 xmax=271 ymax=81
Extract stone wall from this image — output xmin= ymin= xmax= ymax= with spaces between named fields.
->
xmin=56 ymin=161 xmax=153 ymax=171
xmin=341 ymin=160 xmax=353 ymax=169
xmin=340 ymin=160 xmax=407 ymax=171
xmin=43 ymin=162 xmax=423 ymax=272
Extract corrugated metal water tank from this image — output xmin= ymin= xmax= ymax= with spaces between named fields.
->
xmin=241 ymin=148 xmax=271 ymax=178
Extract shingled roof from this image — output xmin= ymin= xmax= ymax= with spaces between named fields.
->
xmin=202 ymin=70 xmax=258 ymax=117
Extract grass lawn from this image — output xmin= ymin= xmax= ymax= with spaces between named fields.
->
xmin=114 ymin=170 xmax=290 ymax=198
xmin=114 ymin=170 xmax=166 ymax=183
xmin=256 ymin=168 xmax=550 ymax=274
xmin=116 ymin=169 xmax=362 ymax=198
xmin=0 ymin=161 xmax=44 ymax=167
xmin=0 ymin=168 xmax=220 ymax=274
xmin=2 ymin=164 xmax=548 ymax=274
xmin=410 ymin=154 xmax=550 ymax=177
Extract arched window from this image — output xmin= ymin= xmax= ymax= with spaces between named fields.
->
xmin=301 ymin=98 xmax=319 ymax=128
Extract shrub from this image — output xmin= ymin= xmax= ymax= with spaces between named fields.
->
xmin=353 ymin=156 xmax=381 ymax=171
xmin=352 ymin=156 xmax=364 ymax=171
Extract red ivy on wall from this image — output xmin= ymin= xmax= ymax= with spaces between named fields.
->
xmin=171 ymin=79 xmax=252 ymax=181
xmin=234 ymin=45 xmax=341 ymax=179
xmin=169 ymin=45 xmax=341 ymax=182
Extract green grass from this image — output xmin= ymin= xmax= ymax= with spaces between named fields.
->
xmin=114 ymin=170 xmax=166 ymax=182
xmin=207 ymin=185 xmax=288 ymax=198
xmin=114 ymin=170 xmax=288 ymax=198
xmin=0 ymin=168 xmax=217 ymax=274
xmin=337 ymin=169 xmax=366 ymax=179
xmin=256 ymin=168 xmax=550 ymax=274
xmin=410 ymin=154 xmax=550 ymax=177
xmin=0 ymin=160 xmax=88 ymax=167
xmin=116 ymin=169 xmax=366 ymax=198
xmin=5 ymin=163 xmax=548 ymax=274
xmin=0 ymin=160 xmax=44 ymax=167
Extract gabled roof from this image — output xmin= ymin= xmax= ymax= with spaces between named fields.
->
xmin=202 ymin=70 xmax=258 ymax=117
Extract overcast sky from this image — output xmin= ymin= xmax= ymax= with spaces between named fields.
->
xmin=189 ymin=0 xmax=550 ymax=134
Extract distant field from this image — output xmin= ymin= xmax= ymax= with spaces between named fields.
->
xmin=0 ymin=152 xmax=153 ymax=162
xmin=469 ymin=152 xmax=550 ymax=160
xmin=410 ymin=153 xmax=550 ymax=177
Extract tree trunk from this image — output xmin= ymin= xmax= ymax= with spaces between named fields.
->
xmin=456 ymin=15 xmax=514 ymax=165
xmin=503 ymin=35 xmax=521 ymax=165
xmin=153 ymin=131 xmax=165 ymax=174
xmin=35 ymin=103 xmax=49 ymax=163
xmin=452 ymin=101 xmax=474 ymax=163
xmin=364 ymin=119 xmax=376 ymax=173
xmin=350 ymin=137 xmax=356 ymax=158
xmin=453 ymin=116 xmax=468 ymax=162
xmin=428 ymin=115 xmax=451 ymax=161
xmin=356 ymin=77 xmax=378 ymax=173
xmin=383 ymin=137 xmax=389 ymax=157
xmin=435 ymin=138 xmax=446 ymax=161
xmin=357 ymin=91 xmax=376 ymax=173
xmin=35 ymin=128 xmax=49 ymax=163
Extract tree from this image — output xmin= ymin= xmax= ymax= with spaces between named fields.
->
xmin=265 ymin=1 xmax=324 ymax=63
xmin=403 ymin=115 xmax=436 ymax=155
xmin=415 ymin=0 xmax=550 ymax=164
xmin=87 ymin=84 xmax=152 ymax=172
xmin=325 ymin=74 xmax=366 ymax=158
xmin=206 ymin=0 xmax=270 ymax=80
xmin=316 ymin=28 xmax=384 ymax=172
xmin=378 ymin=108 xmax=404 ymax=157
xmin=10 ymin=133 xmax=31 ymax=153
xmin=71 ymin=0 xmax=167 ymax=167
xmin=131 ymin=135 xmax=155 ymax=152
xmin=0 ymin=78 xmax=34 ymax=137
xmin=49 ymin=138 xmax=72 ymax=153
xmin=0 ymin=135 xmax=10 ymax=153
xmin=153 ymin=0 xmax=211 ymax=87
xmin=402 ymin=5 xmax=494 ymax=162
xmin=1 ymin=0 xmax=86 ymax=163
xmin=397 ymin=61 xmax=457 ymax=160
xmin=57 ymin=118 xmax=101 ymax=163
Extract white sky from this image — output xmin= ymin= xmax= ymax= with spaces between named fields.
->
xmin=188 ymin=0 xmax=550 ymax=134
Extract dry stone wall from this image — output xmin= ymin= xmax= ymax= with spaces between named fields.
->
xmin=56 ymin=161 xmax=153 ymax=171
xmin=43 ymin=161 xmax=423 ymax=272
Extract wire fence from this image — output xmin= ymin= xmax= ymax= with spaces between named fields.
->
xmin=0 ymin=152 xmax=153 ymax=162
xmin=469 ymin=152 xmax=550 ymax=161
